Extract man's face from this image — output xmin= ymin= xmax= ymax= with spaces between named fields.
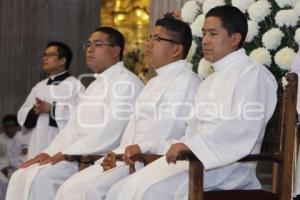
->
xmin=85 ymin=31 xmax=118 ymax=73
xmin=42 ymin=46 xmax=65 ymax=74
xmin=202 ymin=16 xmax=240 ymax=63
xmin=145 ymin=26 xmax=180 ymax=69
xmin=3 ymin=121 xmax=19 ymax=138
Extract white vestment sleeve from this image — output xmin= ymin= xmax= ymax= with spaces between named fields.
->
xmin=17 ymin=84 xmax=38 ymax=126
xmin=183 ymin=68 xmax=277 ymax=170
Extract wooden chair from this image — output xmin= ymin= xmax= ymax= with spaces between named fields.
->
xmin=125 ymin=72 xmax=298 ymax=200
xmin=63 ymin=154 xmax=103 ymax=171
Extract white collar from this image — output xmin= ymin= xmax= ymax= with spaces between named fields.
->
xmin=49 ymin=70 xmax=67 ymax=80
xmin=155 ymin=60 xmax=187 ymax=78
xmin=93 ymin=61 xmax=124 ymax=80
xmin=212 ymin=49 xmax=246 ymax=72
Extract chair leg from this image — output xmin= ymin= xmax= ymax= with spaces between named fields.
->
xmin=189 ymin=160 xmax=203 ymax=200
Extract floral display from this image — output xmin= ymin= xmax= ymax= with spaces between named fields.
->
xmin=182 ymin=0 xmax=300 ymax=87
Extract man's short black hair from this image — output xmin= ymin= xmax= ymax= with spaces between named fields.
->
xmin=206 ymin=5 xmax=248 ymax=49
xmin=2 ymin=114 xmax=18 ymax=126
xmin=155 ymin=14 xmax=192 ymax=59
xmin=93 ymin=27 xmax=125 ymax=60
xmin=47 ymin=41 xmax=73 ymax=70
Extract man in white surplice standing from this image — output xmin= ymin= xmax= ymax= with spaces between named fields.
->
xmin=17 ymin=41 xmax=84 ymax=159
xmin=6 ymin=27 xmax=143 ymax=200
xmin=105 ymin=5 xmax=278 ymax=200
xmin=54 ymin=14 xmax=201 ymax=200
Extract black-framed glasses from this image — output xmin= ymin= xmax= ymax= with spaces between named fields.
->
xmin=147 ymin=34 xmax=179 ymax=44
xmin=43 ymin=52 xmax=59 ymax=58
xmin=83 ymin=40 xmax=112 ymax=50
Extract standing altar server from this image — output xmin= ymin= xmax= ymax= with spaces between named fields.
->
xmin=17 ymin=41 xmax=84 ymax=158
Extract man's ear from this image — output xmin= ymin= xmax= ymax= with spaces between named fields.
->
xmin=59 ymin=57 xmax=67 ymax=67
xmin=112 ymin=46 xmax=121 ymax=59
xmin=231 ymin=33 xmax=242 ymax=49
xmin=172 ymin=44 xmax=184 ymax=59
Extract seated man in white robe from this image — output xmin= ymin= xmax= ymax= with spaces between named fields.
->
xmin=54 ymin=14 xmax=201 ymax=200
xmin=106 ymin=5 xmax=278 ymax=200
xmin=5 ymin=27 xmax=143 ymax=200
xmin=0 ymin=115 xmax=22 ymax=181
xmin=17 ymin=41 xmax=85 ymax=159
xmin=0 ymin=115 xmax=22 ymax=200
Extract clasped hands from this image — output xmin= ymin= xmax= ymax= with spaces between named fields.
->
xmin=34 ymin=97 xmax=51 ymax=114
xmin=101 ymin=144 xmax=142 ymax=171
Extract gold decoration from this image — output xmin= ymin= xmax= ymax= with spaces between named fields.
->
xmin=100 ymin=0 xmax=151 ymax=82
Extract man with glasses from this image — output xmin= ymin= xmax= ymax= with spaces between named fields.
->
xmin=17 ymin=41 xmax=84 ymax=159
xmin=106 ymin=6 xmax=277 ymax=200
xmin=54 ymin=14 xmax=201 ymax=200
xmin=6 ymin=27 xmax=143 ymax=200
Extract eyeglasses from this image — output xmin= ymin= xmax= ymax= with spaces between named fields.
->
xmin=83 ymin=40 xmax=112 ymax=50
xmin=43 ymin=52 xmax=59 ymax=58
xmin=147 ymin=35 xmax=179 ymax=44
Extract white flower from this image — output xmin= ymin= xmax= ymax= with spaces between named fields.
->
xmin=246 ymin=20 xmax=259 ymax=42
xmin=275 ymin=9 xmax=298 ymax=27
xmin=262 ymin=28 xmax=284 ymax=50
xmin=202 ymin=0 xmax=225 ymax=14
xmin=294 ymin=28 xmax=300 ymax=44
xmin=191 ymin=14 xmax=205 ymax=37
xmin=197 ymin=58 xmax=214 ymax=79
xmin=275 ymin=0 xmax=296 ymax=8
xmin=181 ymin=1 xmax=201 ymax=23
xmin=197 ymin=0 xmax=205 ymax=3
xmin=274 ymin=47 xmax=297 ymax=70
xmin=247 ymin=0 xmax=272 ymax=22
xmin=294 ymin=0 xmax=300 ymax=16
xmin=282 ymin=76 xmax=289 ymax=89
xmin=186 ymin=41 xmax=197 ymax=62
xmin=249 ymin=48 xmax=272 ymax=66
xmin=231 ymin=0 xmax=255 ymax=13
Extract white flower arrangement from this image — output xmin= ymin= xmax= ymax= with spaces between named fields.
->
xmin=262 ymin=28 xmax=284 ymax=50
xmin=247 ymin=0 xmax=272 ymax=23
xmin=186 ymin=41 xmax=197 ymax=62
xmin=274 ymin=47 xmax=297 ymax=70
xmin=181 ymin=0 xmax=201 ymax=23
xmin=275 ymin=9 xmax=298 ymax=27
xmin=295 ymin=28 xmax=300 ymax=44
xmin=232 ymin=0 xmax=255 ymax=13
xmin=198 ymin=58 xmax=214 ymax=79
xmin=281 ymin=76 xmax=289 ymax=89
xmin=275 ymin=0 xmax=296 ymax=8
xmin=246 ymin=20 xmax=259 ymax=42
xmin=202 ymin=0 xmax=225 ymax=14
xmin=191 ymin=14 xmax=205 ymax=37
xmin=294 ymin=0 xmax=300 ymax=16
xmin=181 ymin=0 xmax=300 ymax=86
xmin=249 ymin=48 xmax=272 ymax=66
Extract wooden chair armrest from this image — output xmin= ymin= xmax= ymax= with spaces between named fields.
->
xmin=80 ymin=155 xmax=103 ymax=164
xmin=63 ymin=154 xmax=103 ymax=164
xmin=115 ymin=154 xmax=162 ymax=165
xmin=177 ymin=151 xmax=283 ymax=163
xmin=63 ymin=154 xmax=82 ymax=162
xmin=239 ymin=153 xmax=283 ymax=163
